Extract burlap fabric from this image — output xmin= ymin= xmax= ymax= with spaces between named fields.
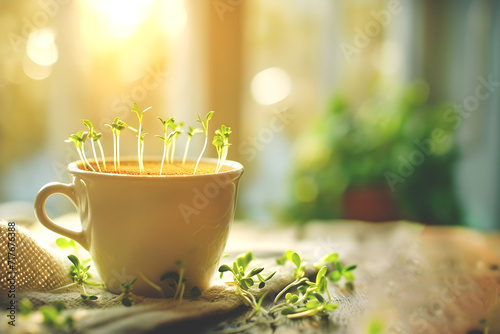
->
xmin=0 ymin=223 xmax=71 ymax=293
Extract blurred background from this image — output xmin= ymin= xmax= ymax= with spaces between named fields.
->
xmin=0 ymin=0 xmax=499 ymax=230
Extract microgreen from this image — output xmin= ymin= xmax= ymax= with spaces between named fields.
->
xmin=105 ymin=117 xmax=134 ymax=171
xmin=274 ymin=251 xmax=307 ymax=303
xmin=217 ymin=249 xmax=358 ymax=331
xmin=168 ymin=121 xmax=184 ymax=163
xmin=160 ymin=260 xmax=201 ymax=300
xmin=18 ymin=299 xmax=74 ymax=332
xmin=118 ymin=277 xmax=137 ymax=307
xmin=82 ymin=119 xmax=105 ymax=171
xmin=218 ymin=251 xmax=275 ymax=311
xmin=39 ymin=302 xmax=74 ymax=332
xmin=158 ymin=116 xmax=175 ymax=172
xmin=67 ymin=107 xmax=233 ymax=175
xmin=52 ymin=255 xmax=103 ymax=301
xmin=328 ymin=262 xmax=357 ymax=283
xmin=55 ymin=237 xmax=78 ymax=254
xmin=269 ymin=251 xmax=358 ymax=320
xmin=193 ymin=111 xmax=214 ymax=175
xmin=182 ymin=126 xmax=203 ymax=166
xmin=65 ymin=131 xmax=95 ymax=171
xmin=139 ymin=132 xmax=148 ymax=170
xmin=19 ymin=298 xmax=33 ymax=316
xmin=212 ymin=125 xmax=231 ymax=173
xmin=314 ymin=252 xmax=356 ymax=284
xmin=131 ymin=103 xmax=152 ymax=173
xmin=155 ymin=131 xmax=176 ymax=175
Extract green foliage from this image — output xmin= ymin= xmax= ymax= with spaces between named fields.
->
xmin=285 ymin=83 xmax=462 ymax=225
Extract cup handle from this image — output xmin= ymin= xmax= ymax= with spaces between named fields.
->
xmin=34 ymin=182 xmax=88 ymax=250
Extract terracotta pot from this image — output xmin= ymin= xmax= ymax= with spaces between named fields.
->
xmin=342 ymin=185 xmax=400 ymax=222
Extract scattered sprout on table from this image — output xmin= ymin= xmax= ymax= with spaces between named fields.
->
xmin=119 ymin=277 xmax=137 ymax=307
xmin=52 ymin=254 xmax=103 ymax=301
xmin=160 ymin=260 xmax=201 ymax=301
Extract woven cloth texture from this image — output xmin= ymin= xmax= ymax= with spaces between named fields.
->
xmin=0 ymin=222 xmax=71 ymax=294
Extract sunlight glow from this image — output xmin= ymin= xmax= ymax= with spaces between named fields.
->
xmin=26 ymin=29 xmax=58 ymax=66
xmin=23 ymin=56 xmax=52 ymax=80
xmin=251 ymin=67 xmax=292 ymax=105
xmin=88 ymin=0 xmax=154 ymax=38
xmin=160 ymin=0 xmax=187 ymax=35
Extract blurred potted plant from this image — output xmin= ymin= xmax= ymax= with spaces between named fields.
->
xmin=286 ymin=82 xmax=462 ymax=225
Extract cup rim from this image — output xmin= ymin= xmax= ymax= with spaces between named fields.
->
xmin=68 ymin=157 xmax=244 ymax=179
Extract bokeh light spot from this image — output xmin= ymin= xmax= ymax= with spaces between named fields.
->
xmin=251 ymin=67 xmax=292 ymax=105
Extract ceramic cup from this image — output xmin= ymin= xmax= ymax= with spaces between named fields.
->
xmin=34 ymin=158 xmax=243 ymax=297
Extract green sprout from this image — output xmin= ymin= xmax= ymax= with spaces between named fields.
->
xmin=273 ymin=251 xmax=307 ymax=303
xmin=269 ymin=263 xmax=338 ymax=319
xmin=268 ymin=251 xmax=357 ymax=319
xmin=155 ymin=131 xmax=176 ymax=175
xmin=40 ymin=302 xmax=74 ymax=332
xmin=118 ymin=278 xmax=137 ymax=307
xmin=168 ymin=121 xmax=184 ymax=163
xmin=105 ymin=117 xmax=135 ymax=171
xmin=183 ymin=126 xmax=203 ymax=166
xmin=19 ymin=298 xmax=34 ymax=317
xmin=82 ymin=119 xmax=105 ymax=172
xmin=193 ymin=111 xmax=214 ymax=175
xmin=56 ymin=237 xmax=78 ymax=254
xmin=131 ymin=102 xmax=152 ymax=173
xmin=327 ymin=262 xmax=357 ymax=283
xmin=218 ymin=251 xmax=275 ymax=311
xmin=160 ymin=260 xmax=201 ymax=300
xmin=212 ymin=125 xmax=231 ymax=173
xmin=139 ymin=132 xmax=148 ymax=170
xmin=65 ymin=131 xmax=95 ymax=172
xmin=158 ymin=116 xmax=175 ymax=172
xmin=52 ymin=255 xmax=103 ymax=301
